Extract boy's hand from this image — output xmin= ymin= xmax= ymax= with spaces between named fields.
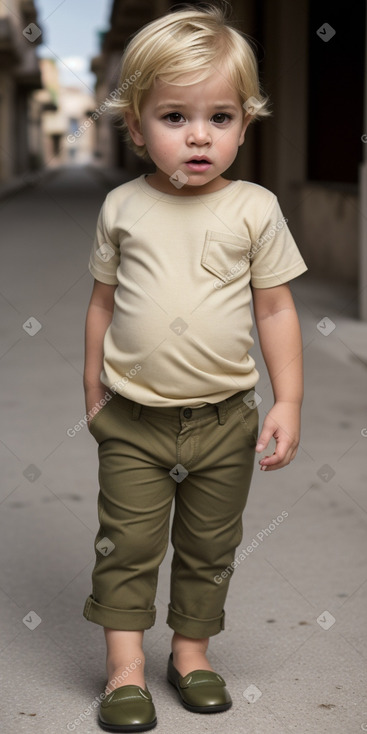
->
xmin=85 ymin=385 xmax=113 ymax=428
xmin=255 ymin=401 xmax=301 ymax=471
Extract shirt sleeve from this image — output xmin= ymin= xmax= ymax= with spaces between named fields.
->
xmin=88 ymin=195 xmax=120 ymax=285
xmin=250 ymin=195 xmax=308 ymax=288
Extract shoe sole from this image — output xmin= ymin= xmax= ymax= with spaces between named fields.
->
xmin=98 ymin=716 xmax=157 ymax=732
xmin=167 ymin=678 xmax=232 ymax=714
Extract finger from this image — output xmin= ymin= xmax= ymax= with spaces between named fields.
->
xmin=259 ymin=445 xmax=296 ymax=471
xmin=259 ymin=441 xmax=290 ymax=467
xmin=260 ymin=456 xmax=287 ymax=471
xmin=256 ymin=426 xmax=276 ymax=453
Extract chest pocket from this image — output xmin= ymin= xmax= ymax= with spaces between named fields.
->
xmin=201 ymin=230 xmax=252 ymax=284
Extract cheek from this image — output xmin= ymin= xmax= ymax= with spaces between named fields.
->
xmin=222 ymin=128 xmax=244 ymax=153
xmin=151 ymin=129 xmax=177 ymax=154
xmin=218 ymin=136 xmax=238 ymax=158
xmin=143 ymin=123 xmax=166 ymax=145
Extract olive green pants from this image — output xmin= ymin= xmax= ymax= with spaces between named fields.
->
xmin=83 ymin=388 xmax=258 ymax=638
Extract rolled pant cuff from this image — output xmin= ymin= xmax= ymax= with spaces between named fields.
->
xmin=83 ymin=595 xmax=156 ymax=629
xmin=166 ymin=603 xmax=225 ymax=637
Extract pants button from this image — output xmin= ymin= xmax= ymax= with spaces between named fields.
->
xmin=183 ymin=408 xmax=192 ymax=419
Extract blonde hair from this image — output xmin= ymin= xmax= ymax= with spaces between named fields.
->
xmin=109 ymin=2 xmax=271 ymax=159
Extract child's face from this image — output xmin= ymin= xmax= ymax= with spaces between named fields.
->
xmin=125 ymin=71 xmax=252 ymax=195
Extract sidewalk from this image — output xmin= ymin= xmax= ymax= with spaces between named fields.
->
xmin=0 ymin=165 xmax=366 ymax=734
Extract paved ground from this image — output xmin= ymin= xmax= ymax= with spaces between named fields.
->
xmin=1 ymin=165 xmax=366 ymax=734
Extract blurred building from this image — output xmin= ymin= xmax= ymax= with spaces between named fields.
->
xmin=0 ymin=0 xmax=43 ymax=183
xmin=90 ymin=0 xmax=158 ymax=177
xmin=35 ymin=59 xmax=96 ymax=166
xmin=90 ymin=0 xmax=367 ymax=319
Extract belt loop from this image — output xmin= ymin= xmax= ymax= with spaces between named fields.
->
xmin=132 ymin=401 xmax=142 ymax=420
xmin=216 ymin=399 xmax=228 ymax=425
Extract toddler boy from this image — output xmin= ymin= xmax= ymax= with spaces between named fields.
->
xmin=83 ymin=4 xmax=308 ymax=731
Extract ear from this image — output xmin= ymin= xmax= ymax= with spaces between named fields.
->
xmin=124 ymin=109 xmax=145 ymax=147
xmin=238 ymin=113 xmax=253 ymax=146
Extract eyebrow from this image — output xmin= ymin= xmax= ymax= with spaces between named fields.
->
xmin=155 ymin=102 xmax=239 ymax=111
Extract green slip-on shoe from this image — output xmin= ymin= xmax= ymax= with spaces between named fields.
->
xmin=98 ymin=685 xmax=157 ymax=732
xmin=167 ymin=652 xmax=232 ymax=713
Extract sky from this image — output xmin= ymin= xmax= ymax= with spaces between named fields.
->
xmin=35 ymin=0 xmax=113 ymax=92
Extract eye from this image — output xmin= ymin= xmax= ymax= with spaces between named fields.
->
xmin=164 ymin=112 xmax=185 ymax=123
xmin=212 ymin=113 xmax=232 ymax=124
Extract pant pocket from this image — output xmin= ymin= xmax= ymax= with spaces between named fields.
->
xmin=88 ymin=393 xmax=117 ymax=438
xmin=235 ymin=401 xmax=259 ymax=445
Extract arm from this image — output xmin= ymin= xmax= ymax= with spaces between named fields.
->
xmin=83 ymin=279 xmax=117 ymax=419
xmin=251 ymin=283 xmax=304 ymax=471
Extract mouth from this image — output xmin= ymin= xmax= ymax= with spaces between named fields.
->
xmin=184 ymin=157 xmax=212 ymax=171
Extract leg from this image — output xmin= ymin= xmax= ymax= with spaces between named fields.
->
xmin=104 ymin=628 xmax=146 ymax=691
xmin=169 ymin=396 xmax=259 ymax=675
xmin=83 ymin=396 xmax=177 ymax=689
xmin=171 ymin=631 xmax=213 ymax=677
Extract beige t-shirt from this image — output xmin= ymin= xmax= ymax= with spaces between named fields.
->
xmin=88 ymin=174 xmax=308 ymax=407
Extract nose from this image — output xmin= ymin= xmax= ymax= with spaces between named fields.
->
xmin=186 ymin=120 xmax=212 ymax=146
